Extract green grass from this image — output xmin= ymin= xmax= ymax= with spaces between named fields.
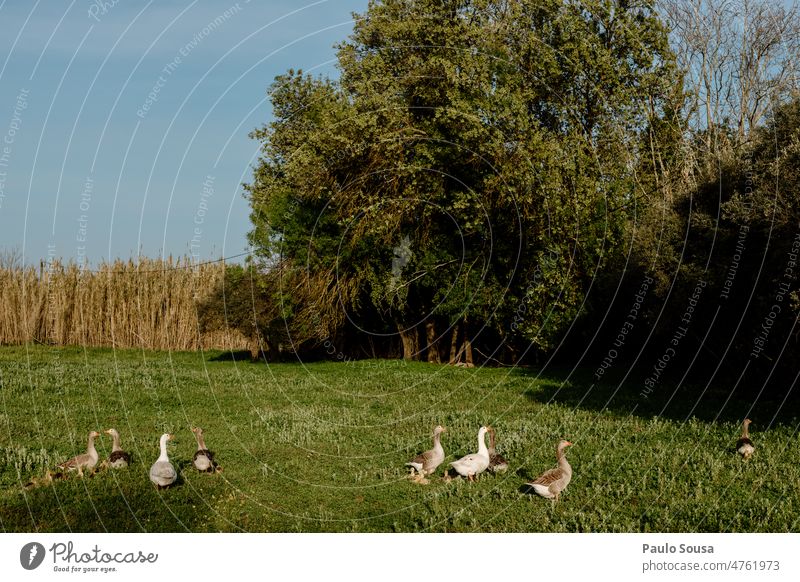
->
xmin=0 ymin=345 xmax=797 ymax=532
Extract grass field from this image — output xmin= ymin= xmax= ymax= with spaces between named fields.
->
xmin=0 ymin=345 xmax=798 ymax=532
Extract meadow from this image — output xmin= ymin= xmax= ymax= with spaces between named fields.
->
xmin=0 ymin=345 xmax=797 ymax=533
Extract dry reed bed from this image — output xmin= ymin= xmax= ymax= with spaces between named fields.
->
xmin=0 ymin=257 xmax=247 ymax=351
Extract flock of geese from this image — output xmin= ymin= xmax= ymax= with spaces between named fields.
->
xmin=407 ymin=418 xmax=757 ymax=503
xmin=406 ymin=425 xmax=573 ymax=502
xmin=28 ymin=418 xmax=755 ymax=501
xmin=26 ymin=427 xmax=220 ymax=490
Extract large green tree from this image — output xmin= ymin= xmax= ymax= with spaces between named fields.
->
xmin=245 ymin=0 xmax=680 ymax=361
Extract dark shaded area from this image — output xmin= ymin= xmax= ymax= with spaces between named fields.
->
xmin=513 ymin=364 xmax=799 ymax=428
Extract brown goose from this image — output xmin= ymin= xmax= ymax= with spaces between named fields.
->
xmin=405 ymin=425 xmax=446 ymax=484
xmin=104 ymin=428 xmax=131 ymax=468
xmin=527 ymin=439 xmax=573 ymax=503
xmin=57 ymin=431 xmax=100 ymax=476
xmin=487 ymin=427 xmax=509 ymax=473
xmin=191 ymin=427 xmax=218 ymax=473
xmin=736 ymin=419 xmax=754 ymax=460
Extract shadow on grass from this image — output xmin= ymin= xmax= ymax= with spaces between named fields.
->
xmin=0 ymin=464 xmax=210 ymax=532
xmin=207 ymin=350 xmax=254 ymax=363
xmin=511 ymin=365 xmax=799 ymax=428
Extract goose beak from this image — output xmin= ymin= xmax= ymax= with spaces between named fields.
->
xmin=565 ymin=441 xmax=573 ymax=446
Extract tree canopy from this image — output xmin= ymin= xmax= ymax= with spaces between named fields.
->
xmin=243 ymin=0 xmax=681 ymax=362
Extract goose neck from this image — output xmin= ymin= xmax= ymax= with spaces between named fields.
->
xmin=87 ymin=434 xmax=98 ymax=456
xmin=195 ymin=433 xmax=207 ymax=451
xmin=158 ymin=437 xmax=170 ymax=462
xmin=111 ymin=433 xmax=122 ymax=452
xmin=432 ymin=432 xmax=443 ymax=454
xmin=477 ymin=429 xmax=489 ymax=457
xmin=557 ymin=446 xmax=571 ymax=474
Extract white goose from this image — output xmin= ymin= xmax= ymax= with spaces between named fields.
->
xmin=149 ymin=433 xmax=177 ymax=489
xmin=449 ymin=426 xmax=490 ymax=481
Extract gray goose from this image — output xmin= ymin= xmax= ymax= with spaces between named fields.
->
xmin=736 ymin=419 xmax=754 ymax=460
xmin=487 ymin=427 xmax=509 ymax=473
xmin=56 ymin=431 xmax=100 ymax=477
xmin=405 ymin=425 xmax=446 ymax=484
xmin=527 ymin=439 xmax=573 ymax=503
xmin=191 ymin=427 xmax=219 ymax=473
xmin=149 ymin=433 xmax=177 ymax=489
xmin=104 ymin=428 xmax=131 ymax=468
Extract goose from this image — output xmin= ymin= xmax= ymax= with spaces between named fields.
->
xmin=449 ymin=426 xmax=490 ymax=481
xmin=527 ymin=439 xmax=572 ymax=503
xmin=191 ymin=427 xmax=218 ymax=473
xmin=736 ymin=419 xmax=754 ymax=460
xmin=405 ymin=425 xmax=446 ymax=484
xmin=56 ymin=431 xmax=100 ymax=477
xmin=104 ymin=428 xmax=131 ymax=468
xmin=149 ymin=433 xmax=177 ymax=489
xmin=487 ymin=427 xmax=509 ymax=473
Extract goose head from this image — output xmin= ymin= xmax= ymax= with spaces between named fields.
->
xmin=89 ymin=431 xmax=101 ymax=439
xmin=104 ymin=428 xmax=119 ymax=438
xmin=432 ymin=425 xmax=446 ymax=436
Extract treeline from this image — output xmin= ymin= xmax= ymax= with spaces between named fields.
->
xmin=0 ymin=255 xmax=247 ymax=351
xmin=196 ymin=0 xmax=800 ymax=397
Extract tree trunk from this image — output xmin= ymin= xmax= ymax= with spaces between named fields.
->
xmin=248 ymin=334 xmax=272 ymax=362
xmin=398 ymin=322 xmax=419 ymax=361
xmin=448 ymin=324 xmax=460 ymax=364
xmin=249 ymin=334 xmax=262 ymax=361
xmin=425 ymin=321 xmax=441 ymax=363
xmin=463 ymin=335 xmax=474 ymax=366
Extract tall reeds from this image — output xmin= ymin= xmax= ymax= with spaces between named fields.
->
xmin=0 ymin=255 xmax=248 ymax=351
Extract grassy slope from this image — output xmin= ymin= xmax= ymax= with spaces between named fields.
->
xmin=0 ymin=346 xmax=797 ymax=532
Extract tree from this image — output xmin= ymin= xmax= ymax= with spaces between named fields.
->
xmin=245 ymin=0 xmax=681 ymax=362
xmin=661 ymin=0 xmax=800 ymax=149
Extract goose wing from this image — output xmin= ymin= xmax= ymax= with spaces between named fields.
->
xmin=193 ymin=448 xmax=215 ymax=463
xmin=58 ymin=453 xmax=91 ymax=470
xmin=531 ymin=467 xmax=564 ymax=486
xmin=410 ymin=448 xmax=438 ymax=465
xmin=150 ymin=461 xmax=176 ymax=484
xmin=109 ymin=450 xmax=130 ymax=464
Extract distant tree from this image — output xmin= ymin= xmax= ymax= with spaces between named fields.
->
xmin=661 ymin=0 xmax=800 ymax=149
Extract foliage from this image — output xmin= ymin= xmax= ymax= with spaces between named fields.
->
xmin=245 ymin=0 xmax=681 ymax=360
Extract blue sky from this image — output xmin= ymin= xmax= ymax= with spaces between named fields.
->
xmin=0 ymin=0 xmax=368 ymax=265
